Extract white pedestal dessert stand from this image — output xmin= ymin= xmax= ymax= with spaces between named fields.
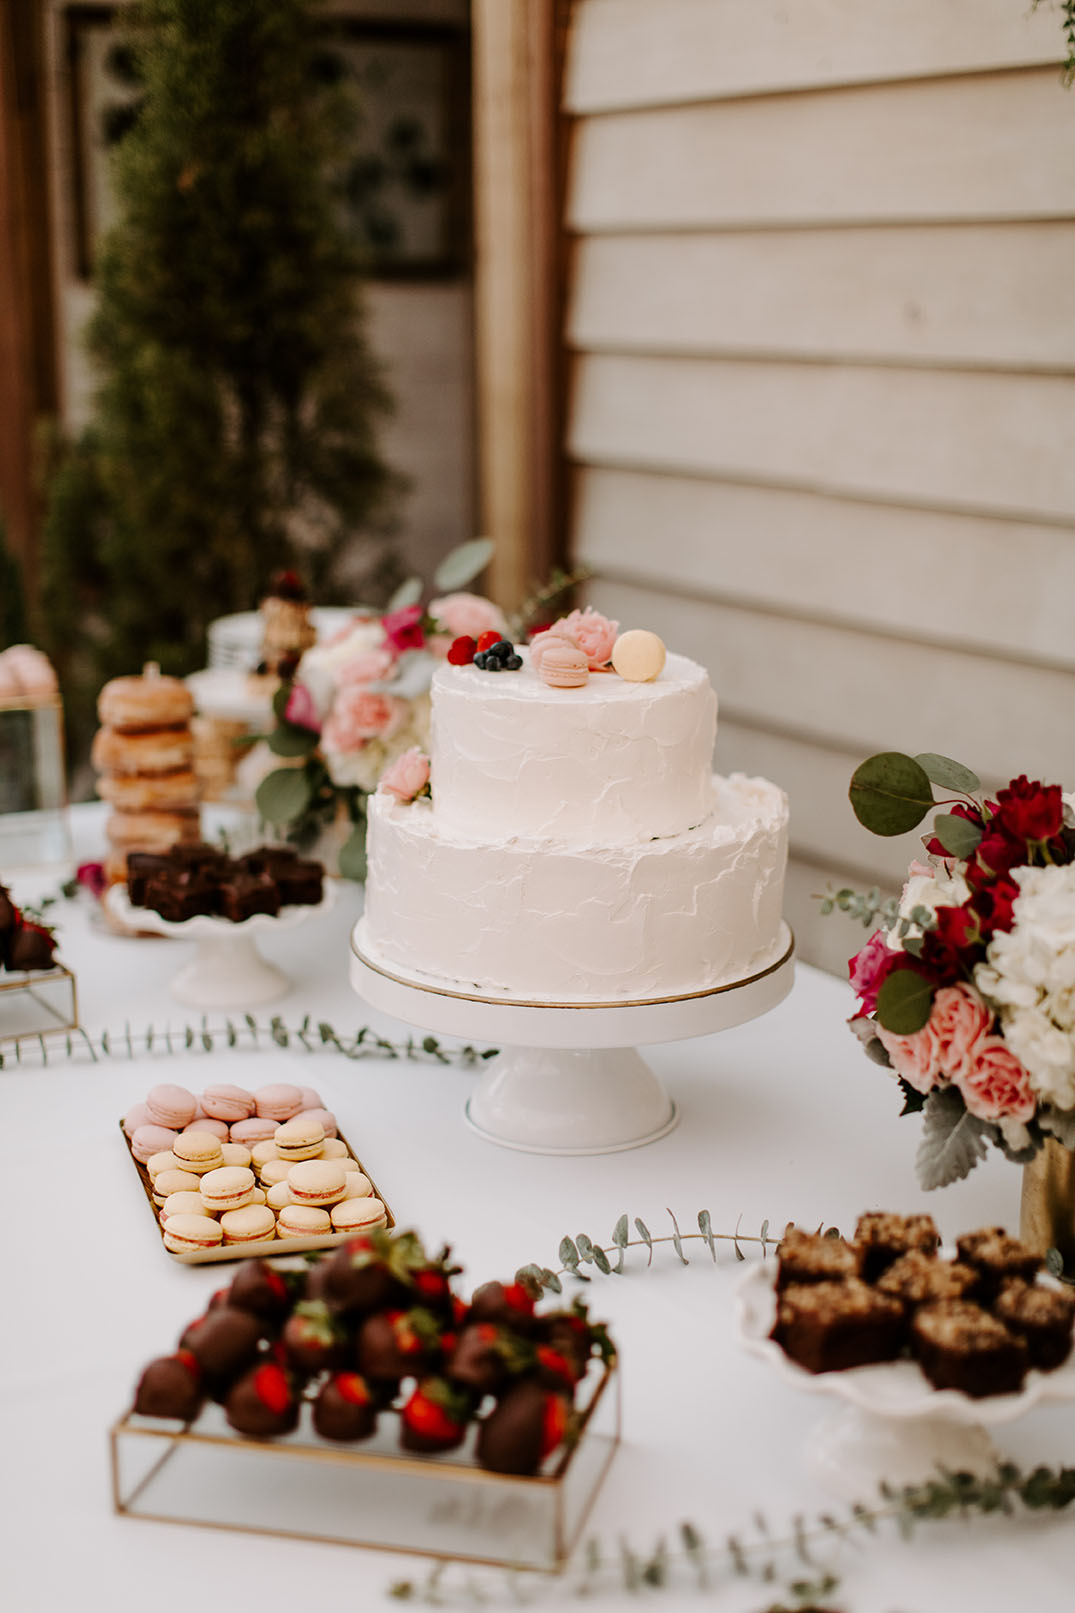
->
xmin=736 ymin=1262 xmax=1075 ymax=1501
xmin=106 ymin=884 xmax=335 ymax=1008
xmin=349 ymin=919 xmax=794 ymax=1155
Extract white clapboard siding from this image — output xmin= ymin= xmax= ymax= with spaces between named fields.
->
xmin=569 ymin=69 xmax=1075 ymax=231
xmin=573 ymin=468 xmax=1075 ymax=670
xmin=566 ymin=0 xmax=1060 ymax=112
xmin=570 ymin=354 xmax=1075 ymax=525
xmin=589 ymin=578 xmax=1075 ymax=817
xmin=569 ymin=225 xmax=1075 ymax=371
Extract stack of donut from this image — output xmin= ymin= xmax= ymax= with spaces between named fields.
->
xmin=92 ymin=664 xmax=202 ymax=885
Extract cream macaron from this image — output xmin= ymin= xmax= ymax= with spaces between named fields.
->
xmin=259 ymin=1159 xmax=292 ymax=1188
xmin=265 ymin=1182 xmax=293 ymax=1211
xmin=287 ymin=1161 xmax=347 ymax=1208
xmin=330 ymin=1197 xmax=388 ymax=1233
xmin=319 ymin=1138 xmax=349 ymax=1161
xmin=199 ymin=1166 xmax=257 ymax=1214
xmin=159 ymin=1191 xmax=212 ymax=1224
xmin=276 ymin=1204 xmax=332 ymax=1239
xmin=152 ymin=1168 xmax=202 ymax=1205
xmin=145 ymin=1149 xmax=181 ymax=1179
xmin=250 ymin=1140 xmax=280 ymax=1170
xmin=172 ymin=1131 xmax=225 ymax=1177
xmin=219 ymin=1142 xmax=252 ymax=1169
xmin=342 ymin=1172 xmax=373 ymax=1200
xmin=219 ymin=1205 xmax=277 ymax=1246
xmin=163 ymin=1214 xmax=225 ymax=1255
xmin=273 ymin=1118 xmax=325 ymax=1162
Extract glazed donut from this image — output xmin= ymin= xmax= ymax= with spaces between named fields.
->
xmin=92 ymin=726 xmax=195 ymax=776
xmin=97 ymin=770 xmax=200 ymax=812
xmin=106 ymin=810 xmax=201 ymax=853
xmin=98 ymin=671 xmax=193 ymax=732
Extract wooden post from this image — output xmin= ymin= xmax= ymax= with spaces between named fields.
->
xmin=472 ymin=0 xmax=567 ymax=612
xmin=0 ymin=0 xmax=59 ymax=608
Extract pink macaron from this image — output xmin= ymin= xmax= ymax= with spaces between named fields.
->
xmin=229 ymin=1116 xmax=279 ymax=1146
xmin=293 ymin=1107 xmax=337 ymax=1139
xmin=182 ymin=1116 xmax=229 ymax=1141
xmin=122 ymin=1101 xmax=152 ymax=1138
xmin=201 ymin=1083 xmax=256 ymax=1123
xmin=130 ymin=1123 xmax=180 ymax=1164
xmin=254 ymin=1083 xmax=304 ymax=1122
xmin=145 ymin=1083 xmax=198 ymax=1130
xmin=296 ymin=1086 xmax=323 ymax=1112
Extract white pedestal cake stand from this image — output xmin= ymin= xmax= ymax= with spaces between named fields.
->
xmin=349 ymin=919 xmax=794 ymax=1155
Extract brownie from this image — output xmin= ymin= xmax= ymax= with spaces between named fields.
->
xmin=125 ymin=852 xmax=173 ymax=906
xmin=994 ymin=1280 xmax=1075 ymax=1372
xmin=143 ymin=875 xmax=218 ymax=923
xmin=854 ymin=1211 xmax=940 ymax=1283
xmin=955 ymin=1228 xmax=1041 ymax=1302
xmin=274 ymin=858 xmax=324 ymax=907
xmin=772 ymin=1279 xmax=905 ymax=1373
xmin=218 ymin=873 xmax=280 ymax=922
xmin=911 ymin=1301 xmax=1028 ymax=1397
xmin=238 ymin=846 xmax=299 ymax=877
xmin=169 ymin=841 xmax=228 ymax=873
xmin=776 ymin=1227 xmax=859 ymax=1290
xmin=876 ymin=1250 xmax=979 ymax=1312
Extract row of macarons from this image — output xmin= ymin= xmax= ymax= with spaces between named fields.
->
xmin=140 ymin=1119 xmax=387 ymax=1253
xmin=124 ymin=1080 xmax=335 ymax=1162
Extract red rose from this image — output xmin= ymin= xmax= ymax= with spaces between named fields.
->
xmin=993 ymin=776 xmax=1063 ymax=844
xmin=972 ymin=827 xmax=1024 ymax=879
xmin=973 ymin=876 xmax=1019 ymax=941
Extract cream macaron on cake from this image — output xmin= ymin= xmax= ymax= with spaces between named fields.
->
xmin=362 ymin=627 xmax=788 ymax=1002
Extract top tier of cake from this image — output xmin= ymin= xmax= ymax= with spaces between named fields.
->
xmin=430 ymin=650 xmax=717 ymax=845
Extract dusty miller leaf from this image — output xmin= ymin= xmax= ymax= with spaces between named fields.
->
xmin=916 ymin=1086 xmax=990 ymax=1190
xmin=1039 ymin=1107 xmax=1075 ymax=1150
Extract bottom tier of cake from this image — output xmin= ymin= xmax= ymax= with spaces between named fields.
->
xmin=364 ymin=773 xmax=789 ymax=1003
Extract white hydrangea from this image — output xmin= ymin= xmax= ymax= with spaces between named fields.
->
xmin=974 ymin=863 xmax=1075 ymax=1111
xmin=892 ymin=859 xmax=970 ymax=948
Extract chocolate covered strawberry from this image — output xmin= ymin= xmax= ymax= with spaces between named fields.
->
xmin=313 ymin=1372 xmax=379 ymax=1442
xmin=228 ymin=1259 xmax=293 ymax=1324
xmin=322 ymin=1229 xmax=426 ymax=1317
xmin=447 ymin=1322 xmax=535 ymax=1397
xmin=225 ymin=1361 xmax=299 ymax=1437
xmin=282 ymin=1300 xmax=346 ymax=1376
xmin=8 ymin=918 xmax=57 ymax=971
xmin=356 ymin=1306 xmax=442 ymax=1389
xmin=476 ymin=1380 xmax=572 ymax=1475
xmin=400 ymin=1377 xmax=473 ymax=1454
xmin=134 ymin=1350 xmax=203 ymax=1422
xmin=467 ymin=1281 xmax=536 ymax=1331
xmin=179 ymin=1306 xmax=263 ymax=1399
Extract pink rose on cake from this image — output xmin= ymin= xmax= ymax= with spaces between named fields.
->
xmin=379 ymin=747 xmax=431 ymax=803
xmin=546 ymin=608 xmax=619 ymax=670
xmin=322 ymin=688 xmax=407 ymax=754
xmin=429 ymin=592 xmax=507 ymax=653
xmin=876 ymin=981 xmax=993 ymax=1094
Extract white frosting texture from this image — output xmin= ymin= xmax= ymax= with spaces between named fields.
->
xmin=430 ymin=651 xmax=717 ymax=845
xmin=364 ymin=774 xmax=789 ymax=1002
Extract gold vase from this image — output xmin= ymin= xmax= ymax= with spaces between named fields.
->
xmin=1020 ymin=1137 xmax=1075 ymax=1268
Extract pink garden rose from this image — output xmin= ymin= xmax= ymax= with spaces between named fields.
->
xmin=335 ymin=647 xmax=396 ymax=687
xmin=379 ymin=747 xmax=431 ymax=803
xmin=322 ymin=688 xmax=406 ymax=754
xmin=429 ymin=592 xmax=507 ymax=645
xmin=284 ymin=682 xmax=321 ymax=732
xmin=956 ymin=1037 xmax=1036 ymax=1122
xmin=876 ymin=982 xmax=993 ymax=1095
xmin=548 ymin=608 xmax=619 ymax=670
xmin=848 ymin=929 xmax=896 ymax=1014
xmin=380 ymin=604 xmax=426 ymax=654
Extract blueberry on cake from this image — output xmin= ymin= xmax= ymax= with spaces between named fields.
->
xmin=954 ymin=1228 xmax=1041 ymax=1303
xmin=854 ymin=1211 xmax=940 ymax=1283
xmin=911 ymin=1301 xmax=1028 ymax=1398
xmin=776 ymin=1227 xmax=859 ymax=1291
xmin=772 ymin=1279 xmax=904 ymax=1373
xmin=993 ymin=1280 xmax=1075 ymax=1371
xmin=876 ymin=1250 xmax=979 ymax=1313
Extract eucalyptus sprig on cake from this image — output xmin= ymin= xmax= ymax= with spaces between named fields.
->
xmin=834 ymin=751 xmax=1075 ymax=1187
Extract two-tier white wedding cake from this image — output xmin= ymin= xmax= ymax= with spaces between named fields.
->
xmin=361 ymin=642 xmax=789 ymax=1003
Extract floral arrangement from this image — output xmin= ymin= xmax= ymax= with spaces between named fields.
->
xmin=836 ymin=750 xmax=1075 ymax=1187
xmin=254 ymin=540 xmax=585 ymax=873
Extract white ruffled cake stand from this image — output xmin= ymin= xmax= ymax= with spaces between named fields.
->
xmin=106 ymin=884 xmax=335 ymax=1008
xmin=349 ymin=918 xmax=794 ymax=1155
xmin=736 ymin=1261 xmax=1075 ymax=1501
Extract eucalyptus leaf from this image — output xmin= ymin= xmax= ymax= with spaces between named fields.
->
xmin=849 ymin=752 xmax=935 ymax=837
xmin=559 ymin=1236 xmax=580 ymax=1271
xmin=612 ymin=1214 xmax=629 ymax=1247
xmin=916 ymin=1085 xmax=990 ymax=1190
xmin=338 ymin=824 xmax=368 ymax=883
xmin=876 ymin=969 xmax=934 ymax=1035
xmin=914 ymin=753 xmax=981 ymax=795
xmin=386 ymin=575 xmax=423 ymax=612
xmin=433 ymin=536 xmax=495 ymax=593
xmin=931 ymin=812 xmax=983 ymax=859
xmin=592 ymin=1245 xmax=612 ymax=1275
xmin=268 ymin=723 xmax=319 ymax=758
xmin=255 ymin=766 xmax=313 ymax=826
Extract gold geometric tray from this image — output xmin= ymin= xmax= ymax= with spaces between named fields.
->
xmin=121 ymin=1121 xmax=395 ymax=1264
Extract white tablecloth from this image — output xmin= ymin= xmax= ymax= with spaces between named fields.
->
xmin=5 ymin=811 xmax=1074 ymax=1610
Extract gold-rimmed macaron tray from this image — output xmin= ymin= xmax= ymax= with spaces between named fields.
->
xmin=120 ymin=1123 xmax=395 ymax=1265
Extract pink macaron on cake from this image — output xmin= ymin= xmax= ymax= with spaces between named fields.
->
xmin=254 ymin=1083 xmax=304 ymax=1122
xmin=145 ymin=1083 xmax=199 ymax=1130
xmin=201 ymin=1083 xmax=257 ymax=1124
